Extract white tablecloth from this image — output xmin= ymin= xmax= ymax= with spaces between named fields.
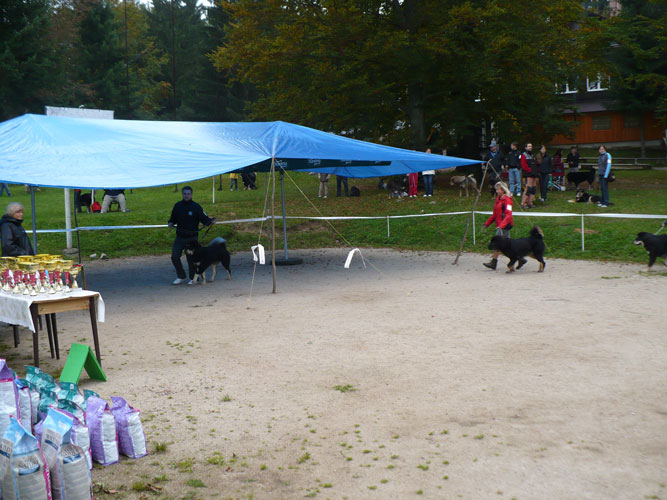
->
xmin=0 ymin=289 xmax=105 ymax=332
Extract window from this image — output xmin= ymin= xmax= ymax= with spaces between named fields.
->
xmin=592 ymin=115 xmax=611 ymax=131
xmin=623 ymin=115 xmax=640 ymax=129
xmin=586 ymin=76 xmax=609 ymax=92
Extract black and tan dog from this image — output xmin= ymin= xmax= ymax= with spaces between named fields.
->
xmin=573 ymin=188 xmax=601 ymax=204
xmin=185 ymin=237 xmax=231 ymax=284
xmin=633 ymin=230 xmax=667 ymax=271
xmin=449 ymin=174 xmax=478 ymax=197
xmin=488 ymin=225 xmax=546 ymax=273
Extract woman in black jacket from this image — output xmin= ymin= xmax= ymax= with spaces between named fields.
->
xmin=536 ymin=145 xmax=552 ymax=202
xmin=1 ymin=202 xmax=34 ymax=256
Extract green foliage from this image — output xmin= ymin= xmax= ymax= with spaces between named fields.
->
xmin=214 ymin=0 xmax=593 ymax=151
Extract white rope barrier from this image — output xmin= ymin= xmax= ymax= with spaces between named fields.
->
xmin=33 ymin=211 xmax=665 ymax=254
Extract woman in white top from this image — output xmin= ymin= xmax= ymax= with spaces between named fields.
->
xmin=422 ymin=148 xmax=435 ymax=197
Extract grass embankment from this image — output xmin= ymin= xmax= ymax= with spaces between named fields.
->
xmin=3 ymin=168 xmax=666 ymax=264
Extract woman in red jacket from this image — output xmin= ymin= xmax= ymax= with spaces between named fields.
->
xmin=483 ymin=181 xmax=513 ymax=270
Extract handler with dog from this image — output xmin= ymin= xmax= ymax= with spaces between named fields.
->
xmin=482 ymin=182 xmax=513 ymax=270
xmin=168 ymin=186 xmax=217 ymax=285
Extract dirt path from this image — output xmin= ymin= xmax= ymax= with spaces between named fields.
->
xmin=2 ymin=248 xmax=666 ymax=499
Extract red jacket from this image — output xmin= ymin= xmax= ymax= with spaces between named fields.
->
xmin=485 ymin=194 xmax=513 ymax=229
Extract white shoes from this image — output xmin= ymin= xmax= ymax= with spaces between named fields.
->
xmin=172 ymin=278 xmax=186 ymax=285
xmin=186 ymin=279 xmax=194 ymax=285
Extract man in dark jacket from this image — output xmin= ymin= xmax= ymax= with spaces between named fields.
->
xmin=536 ymin=145 xmax=553 ymax=202
xmin=1 ymin=202 xmax=34 ymax=256
xmin=506 ymin=141 xmax=522 ymax=197
xmin=168 ymin=186 xmax=217 ymax=285
xmin=483 ymin=141 xmax=506 ymax=189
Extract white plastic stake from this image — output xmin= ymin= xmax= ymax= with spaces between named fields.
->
xmin=344 ymin=248 xmax=366 ymax=269
xmin=251 ymin=244 xmax=266 ymax=265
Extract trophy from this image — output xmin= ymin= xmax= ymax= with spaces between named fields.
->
xmin=70 ymin=264 xmax=82 ymax=290
xmin=19 ymin=263 xmax=32 ymax=295
xmin=1 ymin=257 xmax=17 ymax=292
xmin=61 ymin=261 xmax=73 ymax=292
xmin=26 ymin=263 xmax=39 ymax=296
xmin=44 ymin=260 xmax=58 ymax=294
xmin=0 ymin=259 xmax=8 ymax=292
xmin=53 ymin=260 xmax=64 ymax=291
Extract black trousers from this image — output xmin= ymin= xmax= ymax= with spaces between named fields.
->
xmin=336 ymin=176 xmax=349 ymax=196
xmin=171 ymin=236 xmax=198 ymax=279
xmin=539 ymin=172 xmax=550 ymax=200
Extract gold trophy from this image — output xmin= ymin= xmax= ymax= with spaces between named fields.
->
xmin=2 ymin=257 xmax=17 ymax=292
xmin=19 ymin=262 xmax=31 ymax=295
xmin=70 ymin=264 xmax=82 ymax=290
xmin=0 ymin=259 xmax=8 ymax=292
xmin=26 ymin=263 xmax=39 ymax=296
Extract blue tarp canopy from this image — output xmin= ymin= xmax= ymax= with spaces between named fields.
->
xmin=0 ymin=114 xmax=478 ymax=189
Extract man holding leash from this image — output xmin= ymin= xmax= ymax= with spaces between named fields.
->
xmin=168 ymin=186 xmax=216 ymax=285
xmin=482 ymin=181 xmax=514 ymax=270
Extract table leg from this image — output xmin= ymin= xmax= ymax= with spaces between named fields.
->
xmin=45 ymin=314 xmax=55 ymax=359
xmin=51 ymin=313 xmax=60 ymax=360
xmin=29 ymin=305 xmax=40 ymax=368
xmin=88 ymin=296 xmax=102 ymax=366
xmin=12 ymin=325 xmax=19 ymax=347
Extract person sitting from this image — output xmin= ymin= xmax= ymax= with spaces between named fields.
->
xmin=1 ymin=202 xmax=34 ymax=256
xmin=101 ymin=189 xmax=129 ymax=213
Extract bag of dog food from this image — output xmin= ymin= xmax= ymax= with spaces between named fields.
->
xmin=81 ymin=390 xmax=99 ymax=412
xmin=55 ymin=405 xmax=91 ymax=470
xmin=110 ymin=397 xmax=147 ymax=459
xmin=0 ymin=416 xmax=52 ymax=500
xmin=29 ymin=381 xmax=41 ymax=426
xmin=41 ymin=409 xmax=92 ymax=500
xmin=26 ymin=366 xmax=55 ymax=393
xmin=0 ymin=360 xmax=20 ymax=437
xmin=38 ymin=390 xmax=58 ymax=422
xmin=15 ymin=379 xmax=33 ymax=432
xmin=85 ymin=396 xmax=118 ymax=465
xmin=56 ymin=383 xmax=85 ymax=410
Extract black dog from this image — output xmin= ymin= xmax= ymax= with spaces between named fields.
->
xmin=378 ymin=176 xmax=408 ymax=198
xmin=75 ymin=192 xmax=92 ymax=213
xmin=567 ymin=168 xmax=596 ymax=189
xmin=185 ymin=237 xmax=231 ymax=284
xmin=488 ymin=225 xmax=546 ymax=273
xmin=575 ymin=189 xmax=601 ymax=204
xmin=633 ymin=231 xmax=667 ymax=270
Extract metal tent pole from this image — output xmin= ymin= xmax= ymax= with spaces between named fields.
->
xmin=30 ymin=186 xmax=37 ymax=252
xmin=274 ymin=169 xmax=302 ymax=266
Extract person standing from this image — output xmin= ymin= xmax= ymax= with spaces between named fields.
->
xmin=230 ymin=172 xmax=238 ymax=191
xmin=0 ymin=183 xmax=11 ymax=197
xmin=597 ymin=145 xmax=612 ymax=208
xmin=482 ymin=182 xmax=514 ymax=270
xmin=520 ymin=143 xmax=537 ymax=209
xmin=336 ymin=175 xmax=349 ymax=197
xmin=1 ymin=202 xmax=34 ymax=256
xmin=407 ymin=171 xmax=418 ymax=197
xmin=566 ymin=145 xmax=580 ymax=173
xmin=422 ymin=148 xmax=435 ymax=197
xmin=483 ymin=140 xmax=506 ymax=185
xmin=318 ymin=173 xmax=330 ymax=199
xmin=168 ymin=186 xmax=216 ymax=285
xmin=536 ymin=145 xmax=552 ymax=202
xmin=506 ymin=142 xmax=522 ymax=197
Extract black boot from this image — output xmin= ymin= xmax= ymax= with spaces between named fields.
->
xmin=483 ymin=258 xmax=498 ymax=270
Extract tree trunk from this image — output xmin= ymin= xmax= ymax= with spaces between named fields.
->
xmin=408 ymin=82 xmax=426 ymax=150
xmin=639 ymin=113 xmax=646 ymax=158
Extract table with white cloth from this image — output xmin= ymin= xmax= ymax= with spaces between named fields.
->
xmin=0 ymin=290 xmax=105 ymax=368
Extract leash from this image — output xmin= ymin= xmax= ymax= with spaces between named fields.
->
xmin=656 ymin=220 xmax=667 ymax=235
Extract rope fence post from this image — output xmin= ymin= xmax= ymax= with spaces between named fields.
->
xmin=472 ymin=211 xmax=476 ymax=246
xmin=581 ymin=214 xmax=585 ymax=251
xmin=386 ymin=216 xmax=390 ymax=238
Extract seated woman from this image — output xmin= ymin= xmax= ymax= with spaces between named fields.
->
xmin=1 ymin=202 xmax=34 ymax=256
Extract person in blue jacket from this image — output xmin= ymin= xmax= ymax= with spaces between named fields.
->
xmin=597 ymin=145 xmax=612 ymax=208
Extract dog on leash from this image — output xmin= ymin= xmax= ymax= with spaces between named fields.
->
xmin=633 ymin=231 xmax=667 ymax=271
xmin=185 ymin=237 xmax=231 ymax=284
xmin=488 ymin=225 xmax=546 ymax=273
xmin=449 ymin=174 xmax=479 ymax=197
xmin=567 ymin=168 xmax=597 ymax=189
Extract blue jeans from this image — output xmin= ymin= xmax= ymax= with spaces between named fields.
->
xmin=508 ymin=169 xmax=521 ymax=196
xmin=0 ymin=183 xmax=10 ymax=196
xmin=599 ymin=177 xmax=609 ymax=205
xmin=423 ymin=175 xmax=434 ymax=195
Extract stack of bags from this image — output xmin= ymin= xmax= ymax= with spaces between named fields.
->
xmin=0 ymin=359 xmax=148 ymax=499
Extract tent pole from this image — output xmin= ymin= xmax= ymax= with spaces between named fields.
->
xmin=274 ymin=170 xmax=303 ymax=266
xmin=30 ymin=186 xmax=37 ymax=253
xmin=64 ymin=188 xmax=73 ymax=251
xmin=453 ymin=160 xmax=489 ymax=265
xmin=271 ymin=158 xmax=277 ymax=293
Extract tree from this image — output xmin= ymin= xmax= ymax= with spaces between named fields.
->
xmin=0 ymin=0 xmax=61 ymax=120
xmin=602 ymin=0 xmax=666 ymax=156
xmin=212 ymin=0 xmax=594 ymax=154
